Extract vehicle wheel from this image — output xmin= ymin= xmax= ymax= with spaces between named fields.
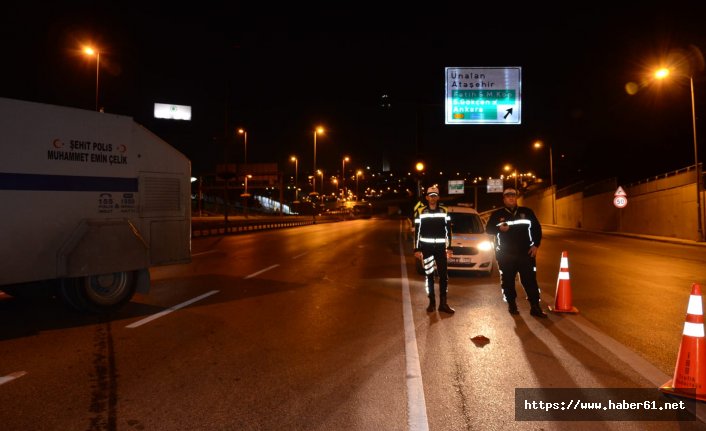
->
xmin=59 ymin=271 xmax=138 ymax=312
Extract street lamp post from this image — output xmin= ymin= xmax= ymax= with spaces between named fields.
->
xmin=356 ymin=170 xmax=363 ymax=200
xmin=690 ymin=75 xmax=703 ymax=241
xmin=83 ymin=46 xmax=100 ymax=111
xmin=341 ymin=156 xmax=349 ymax=197
xmin=317 ymin=170 xmax=324 ymax=195
xmin=533 ymin=140 xmax=556 ymax=224
xmin=242 ymin=174 xmax=252 ymax=218
xmin=313 ymin=127 xmax=324 ymax=193
xmin=291 ymin=156 xmax=299 ymax=202
xmin=415 ymin=161 xmax=425 ymax=198
xmin=238 ymin=128 xmax=247 ymax=164
xmin=655 ymin=67 xmax=704 ymax=241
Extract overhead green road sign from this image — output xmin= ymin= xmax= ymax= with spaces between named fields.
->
xmin=445 ymin=67 xmax=522 ymax=125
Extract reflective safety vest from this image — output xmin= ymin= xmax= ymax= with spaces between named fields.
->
xmin=414 ymin=205 xmax=451 ymax=250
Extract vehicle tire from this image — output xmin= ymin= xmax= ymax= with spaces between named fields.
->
xmin=59 ymin=271 xmax=138 ymax=312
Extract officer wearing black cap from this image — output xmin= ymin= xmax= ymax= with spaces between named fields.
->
xmin=485 ymin=187 xmax=547 ymax=318
xmin=413 ymin=185 xmax=455 ymax=314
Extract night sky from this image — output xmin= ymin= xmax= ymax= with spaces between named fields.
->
xmin=3 ymin=3 xmax=706 ymax=187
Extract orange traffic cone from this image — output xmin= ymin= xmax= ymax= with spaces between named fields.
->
xmin=548 ymin=251 xmax=579 ymax=313
xmin=660 ymin=283 xmax=706 ymax=401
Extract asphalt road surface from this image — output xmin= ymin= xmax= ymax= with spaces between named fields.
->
xmin=2 ymin=218 xmax=706 ymax=430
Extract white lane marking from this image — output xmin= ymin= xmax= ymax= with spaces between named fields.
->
xmin=126 ymin=290 xmax=219 ymax=329
xmin=399 ymin=222 xmax=429 ymax=431
xmin=191 ymin=250 xmax=219 ymax=257
xmin=244 ymin=264 xmax=280 ymax=279
xmin=0 ymin=371 xmax=27 ymax=386
xmin=292 ymin=252 xmax=308 ymax=259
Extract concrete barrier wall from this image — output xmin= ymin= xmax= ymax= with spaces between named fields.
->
xmin=520 ymin=169 xmax=703 ymax=241
xmin=556 ymin=192 xmax=583 ymax=228
xmin=583 ymin=191 xmax=619 ymax=231
xmin=619 ymin=183 xmax=698 ymax=240
xmin=520 ymin=187 xmax=554 ymax=225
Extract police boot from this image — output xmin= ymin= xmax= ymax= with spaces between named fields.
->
xmin=438 ymin=296 xmax=455 ymax=314
xmin=530 ymin=302 xmax=548 ymax=318
xmin=507 ymin=300 xmax=519 ymax=315
xmin=426 ymin=297 xmax=436 ymax=312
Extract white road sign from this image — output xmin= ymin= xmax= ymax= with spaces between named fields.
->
xmin=487 ymin=178 xmax=504 ymax=193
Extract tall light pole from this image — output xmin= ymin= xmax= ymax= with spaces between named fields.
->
xmin=533 ymin=140 xmax=556 ymax=224
xmin=655 ymin=67 xmax=704 ymax=241
xmin=313 ymin=126 xmax=324 ymax=194
xmin=242 ymin=174 xmax=252 ymax=218
xmin=82 ymin=46 xmax=100 ymax=111
xmin=415 ymin=161 xmax=425 ymax=198
xmin=291 ymin=156 xmax=299 ymax=202
xmin=356 ymin=170 xmax=363 ymax=200
xmin=317 ymin=169 xmax=324 ymax=195
xmin=341 ymin=156 xmax=349 ymax=197
xmin=238 ymin=128 xmax=247 ymax=164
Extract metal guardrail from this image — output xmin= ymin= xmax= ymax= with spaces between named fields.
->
xmin=191 ymin=211 xmax=354 ymax=238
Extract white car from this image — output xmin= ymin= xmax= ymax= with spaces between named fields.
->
xmin=415 ymin=204 xmax=494 ymax=275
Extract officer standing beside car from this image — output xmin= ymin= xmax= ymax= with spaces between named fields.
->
xmin=485 ymin=187 xmax=547 ymax=318
xmin=414 ymin=186 xmax=455 ymax=314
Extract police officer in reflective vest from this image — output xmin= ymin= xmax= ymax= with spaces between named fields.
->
xmin=414 ymin=186 xmax=455 ymax=314
xmin=485 ymin=187 xmax=547 ymax=318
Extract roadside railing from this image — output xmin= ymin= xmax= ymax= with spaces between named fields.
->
xmin=191 ymin=210 xmax=354 ymax=238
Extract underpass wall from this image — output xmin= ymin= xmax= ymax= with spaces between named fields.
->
xmin=519 ymin=186 xmax=554 ymax=225
xmin=619 ymin=183 xmax=698 ymax=240
xmin=556 ymin=192 xmax=583 ymax=228
xmin=520 ymin=168 xmax=702 ymax=241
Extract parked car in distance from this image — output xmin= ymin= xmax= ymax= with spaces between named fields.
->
xmin=415 ymin=203 xmax=494 ymax=275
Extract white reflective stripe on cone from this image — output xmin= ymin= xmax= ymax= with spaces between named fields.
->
xmin=559 ymin=272 xmax=570 ymax=280
xmin=560 ymin=257 xmax=569 ymax=268
xmin=683 ymin=321 xmax=705 ymax=337
xmin=687 ymin=295 xmax=704 ymax=316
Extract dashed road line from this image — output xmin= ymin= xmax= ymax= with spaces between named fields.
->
xmin=126 ymin=290 xmax=219 ymax=329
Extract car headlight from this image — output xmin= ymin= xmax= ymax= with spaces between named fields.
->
xmin=477 ymin=241 xmax=493 ymax=251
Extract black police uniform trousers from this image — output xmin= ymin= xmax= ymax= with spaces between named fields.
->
xmin=496 ymin=251 xmax=540 ymax=303
xmin=421 ymin=243 xmax=449 ymax=300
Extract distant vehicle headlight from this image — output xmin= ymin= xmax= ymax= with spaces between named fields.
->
xmin=478 ymin=241 xmax=493 ymax=251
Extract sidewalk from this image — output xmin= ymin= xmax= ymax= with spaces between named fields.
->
xmin=548 ymin=224 xmax=706 ymax=248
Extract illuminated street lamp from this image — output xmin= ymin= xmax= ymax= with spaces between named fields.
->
xmin=655 ymin=65 xmax=704 ymax=241
xmin=317 ymin=169 xmax=324 ymax=194
xmin=82 ymin=46 xmax=100 ymax=111
xmin=238 ymin=128 xmax=247 ymax=164
xmin=242 ymin=174 xmax=252 ymax=219
xmin=415 ymin=161 xmax=425 ymax=197
xmin=503 ymin=164 xmax=518 ymax=189
xmin=242 ymin=174 xmax=252 ymax=196
xmin=290 ymin=155 xmax=299 ymax=202
xmin=313 ymin=126 xmax=324 ymax=193
xmin=533 ymin=140 xmax=556 ymax=224
xmin=356 ymin=170 xmax=363 ymax=200
xmin=341 ymin=156 xmax=349 ymax=196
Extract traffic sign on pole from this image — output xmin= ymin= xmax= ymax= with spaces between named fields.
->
xmin=613 ymin=187 xmax=628 ymax=208
xmin=445 ymin=67 xmax=522 ymax=125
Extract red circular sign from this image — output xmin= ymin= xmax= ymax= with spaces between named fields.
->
xmin=613 ymin=196 xmax=628 ymax=208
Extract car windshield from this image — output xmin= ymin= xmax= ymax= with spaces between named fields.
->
xmin=450 ymin=213 xmax=485 ymax=234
